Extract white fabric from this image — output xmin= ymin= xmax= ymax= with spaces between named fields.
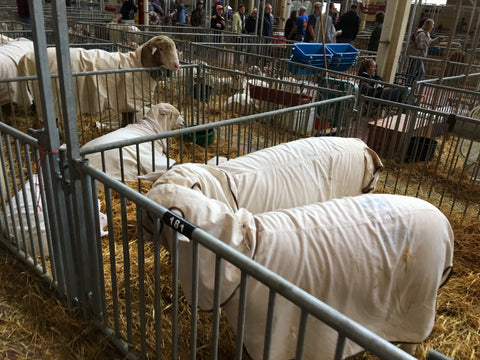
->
xmin=145 ymin=182 xmax=256 ymax=310
xmin=18 ymin=45 xmax=155 ymax=121
xmin=217 ymin=137 xmax=383 ymax=214
xmin=145 ymin=180 xmax=454 ymax=358
xmin=106 ymin=23 xmax=142 ymax=46
xmin=148 ymin=137 xmax=382 ymax=216
xmin=223 ymin=194 xmax=454 ymax=359
xmin=82 ymin=103 xmax=184 ymax=181
xmin=5 ymin=174 xmax=108 ymax=257
xmin=0 ymin=37 xmax=34 ymax=106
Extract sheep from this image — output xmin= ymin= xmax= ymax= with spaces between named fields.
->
xmin=106 ymin=23 xmax=143 ymax=47
xmin=0 ymin=37 xmax=34 ymax=107
xmin=142 ymin=137 xmax=383 ymax=215
xmin=3 ymin=174 xmax=108 ymax=257
xmin=144 ymin=184 xmax=454 ymax=360
xmin=81 ymin=103 xmax=184 ymax=181
xmin=17 ymin=35 xmax=180 ymax=128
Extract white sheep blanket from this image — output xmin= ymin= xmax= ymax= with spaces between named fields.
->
xmin=18 ymin=46 xmax=156 ymax=121
xmin=151 ymin=137 xmax=383 ymax=215
xmin=106 ymin=23 xmax=142 ymax=46
xmin=0 ymin=37 xmax=34 ymax=106
xmin=145 ymin=184 xmax=454 ymax=359
xmin=5 ymin=174 xmax=108 ymax=257
xmin=82 ymin=104 xmax=182 ymax=181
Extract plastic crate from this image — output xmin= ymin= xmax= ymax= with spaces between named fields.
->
xmin=287 ymin=60 xmax=323 ymax=75
xmin=325 ymin=43 xmax=360 ymax=61
xmin=328 ymin=58 xmax=359 ymax=71
xmin=291 ymin=43 xmax=333 ymax=65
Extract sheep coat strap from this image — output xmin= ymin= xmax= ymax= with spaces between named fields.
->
xmin=145 ymin=182 xmax=256 ymax=310
xmin=223 ymin=194 xmax=454 ymax=360
xmin=0 ymin=38 xmax=34 ymax=106
xmin=18 ymin=46 xmax=155 ymax=120
xmin=83 ymin=104 xmax=181 ymax=181
xmin=217 ymin=137 xmax=383 ymax=214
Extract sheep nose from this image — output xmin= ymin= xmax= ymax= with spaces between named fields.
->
xmin=173 ymin=62 xmax=180 ymax=71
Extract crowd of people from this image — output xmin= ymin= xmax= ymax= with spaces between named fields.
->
xmin=117 ymin=1 xmax=443 ymax=87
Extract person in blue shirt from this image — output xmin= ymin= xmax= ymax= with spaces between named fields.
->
xmin=290 ymin=6 xmax=308 ymax=42
xmin=174 ymin=0 xmax=186 ymax=25
xmin=304 ymin=2 xmax=322 ymax=43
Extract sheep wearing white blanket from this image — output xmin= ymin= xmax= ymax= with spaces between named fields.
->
xmin=17 ymin=35 xmax=180 ymax=128
xmin=106 ymin=23 xmax=142 ymax=47
xmin=143 ymin=137 xmax=383 ymax=215
xmin=145 ymin=184 xmax=454 ymax=360
xmin=81 ymin=103 xmax=184 ymax=181
xmin=4 ymin=174 xmax=108 ymax=257
xmin=0 ymin=37 xmax=34 ymax=107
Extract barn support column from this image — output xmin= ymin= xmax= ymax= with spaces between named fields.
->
xmin=375 ymin=0 xmax=411 ymax=83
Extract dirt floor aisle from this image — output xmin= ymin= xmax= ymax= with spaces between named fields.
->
xmin=0 ymin=245 xmax=124 ymax=360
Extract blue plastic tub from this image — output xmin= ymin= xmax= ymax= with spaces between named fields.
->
xmin=325 ymin=43 xmax=360 ymax=61
xmin=287 ymin=60 xmax=323 ymax=75
xmin=291 ymin=43 xmax=333 ymax=65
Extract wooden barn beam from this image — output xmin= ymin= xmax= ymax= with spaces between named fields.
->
xmin=375 ymin=0 xmax=411 ymax=83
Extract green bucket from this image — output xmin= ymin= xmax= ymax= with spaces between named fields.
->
xmin=184 ymin=126 xmax=215 ymax=147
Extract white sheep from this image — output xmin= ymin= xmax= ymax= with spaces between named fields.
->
xmin=106 ymin=23 xmax=143 ymax=47
xmin=143 ymin=137 xmax=383 ymax=215
xmin=145 ymin=184 xmax=454 ymax=360
xmin=0 ymin=37 xmax=34 ymax=107
xmin=82 ymin=103 xmax=184 ymax=181
xmin=4 ymin=174 xmax=108 ymax=257
xmin=17 ymin=35 xmax=180 ymax=128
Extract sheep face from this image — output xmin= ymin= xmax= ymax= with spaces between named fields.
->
xmin=141 ymin=35 xmax=180 ymax=79
xmin=145 ymin=103 xmax=184 ymax=133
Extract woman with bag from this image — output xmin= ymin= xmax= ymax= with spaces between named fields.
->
xmin=406 ymin=18 xmax=446 ymax=84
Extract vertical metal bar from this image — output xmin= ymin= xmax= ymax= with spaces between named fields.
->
xmin=334 ymin=334 xmax=347 ymax=360
xmin=171 ymin=230 xmax=179 ymax=360
xmin=262 ymin=289 xmax=276 ymax=360
xmin=234 ymin=272 xmax=248 ymax=360
xmin=190 ymin=237 xmax=200 ymax=360
xmin=136 ymin=208 xmax=148 ymax=358
xmin=294 ymin=310 xmax=308 ymax=360
xmin=211 ymin=255 xmax=223 ymax=360
xmin=153 ymin=218 xmax=162 ymax=360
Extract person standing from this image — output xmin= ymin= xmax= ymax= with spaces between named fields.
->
xmin=336 ymin=4 xmax=360 ymax=43
xmin=174 ymin=0 xmax=186 ymax=25
xmin=284 ymin=10 xmax=297 ymax=40
xmin=245 ymin=8 xmax=258 ymax=34
xmin=290 ymin=6 xmax=308 ymax=42
xmin=211 ymin=4 xmax=226 ymax=30
xmin=112 ymin=0 xmax=137 ymax=24
xmin=232 ymin=4 xmax=246 ymax=34
xmin=406 ymin=18 xmax=446 ymax=84
xmin=304 ymin=2 xmax=322 ymax=43
xmin=368 ymin=11 xmax=384 ymax=52
xmin=325 ymin=11 xmax=341 ymax=43
xmin=190 ymin=0 xmax=204 ymax=27
xmin=262 ymin=3 xmax=273 ymax=38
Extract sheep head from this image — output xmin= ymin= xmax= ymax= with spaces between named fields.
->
xmin=144 ymin=103 xmax=184 ymax=134
xmin=141 ymin=35 xmax=180 ymax=80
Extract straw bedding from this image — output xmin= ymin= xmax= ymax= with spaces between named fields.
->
xmin=1 ymin=106 xmax=479 ymax=360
